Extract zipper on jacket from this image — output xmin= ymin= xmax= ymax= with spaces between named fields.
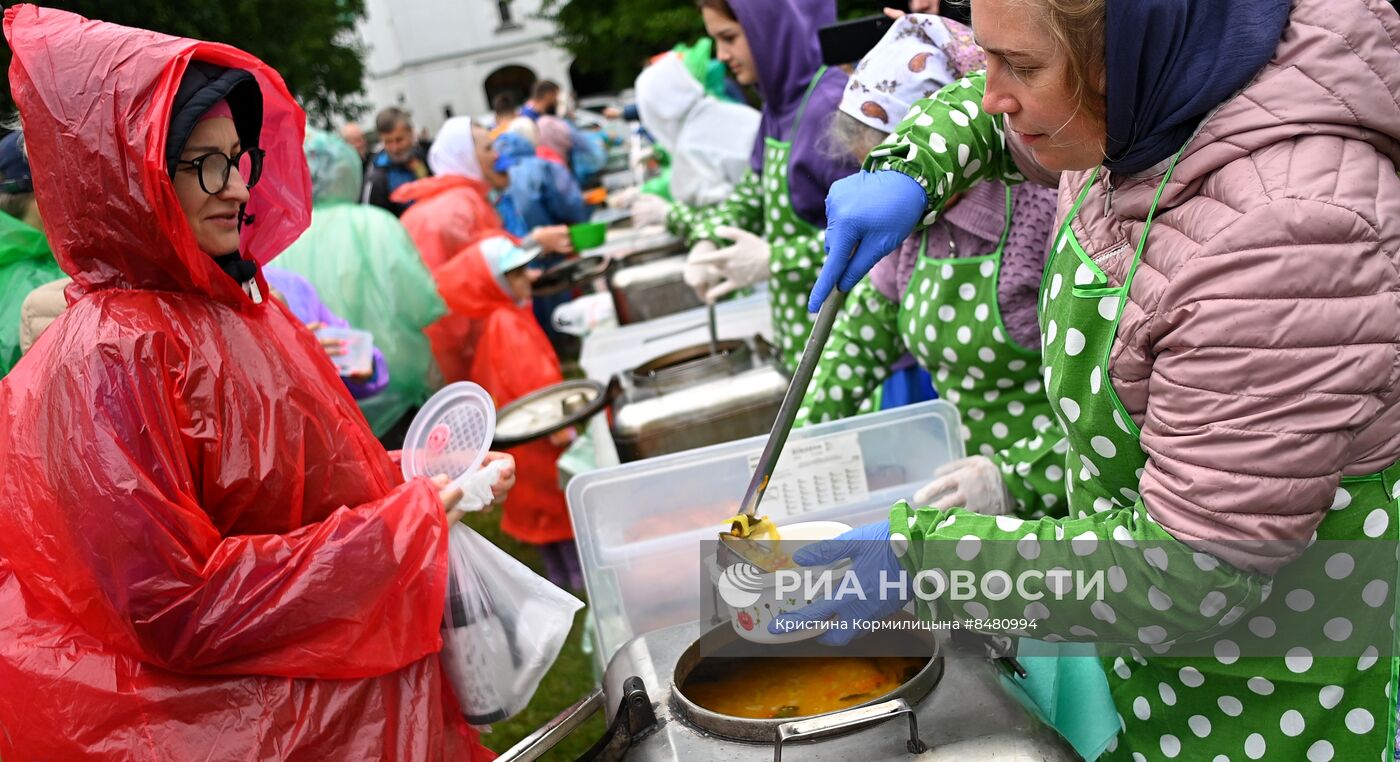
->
xmin=1103 ymin=169 xmax=1117 ymax=216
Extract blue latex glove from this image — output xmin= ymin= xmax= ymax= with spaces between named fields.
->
xmin=768 ymin=521 xmax=912 ymax=646
xmin=808 ymin=170 xmax=928 ymax=312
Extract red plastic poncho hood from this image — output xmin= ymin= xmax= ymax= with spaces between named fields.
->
xmin=5 ymin=3 xmax=311 ymax=304
xmin=393 ymin=174 xmax=504 ymax=271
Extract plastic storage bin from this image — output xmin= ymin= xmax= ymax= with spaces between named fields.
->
xmin=313 ymin=326 xmax=374 ymax=377
xmin=567 ymin=398 xmax=964 ymax=671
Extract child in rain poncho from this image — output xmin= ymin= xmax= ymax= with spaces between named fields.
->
xmin=427 ymin=235 xmax=583 ymax=589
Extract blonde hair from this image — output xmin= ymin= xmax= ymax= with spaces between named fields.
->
xmin=1026 ymin=0 xmax=1108 ymax=124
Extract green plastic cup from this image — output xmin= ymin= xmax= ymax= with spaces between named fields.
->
xmin=569 ymin=222 xmax=608 ymax=251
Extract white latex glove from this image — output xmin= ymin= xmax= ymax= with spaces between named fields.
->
xmin=608 ymin=186 xmax=640 ymax=209
xmin=630 ymin=193 xmax=672 ymax=227
xmin=457 ymin=459 xmax=511 ymax=513
xmin=686 ymin=225 xmax=771 ymax=303
xmin=683 ymin=240 xmax=722 ymax=301
xmin=912 ymin=456 xmax=1014 ymax=515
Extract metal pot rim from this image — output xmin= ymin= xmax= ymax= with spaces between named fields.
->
xmin=628 ymin=339 xmax=752 ymax=393
xmin=667 ymin=619 xmax=944 ymax=744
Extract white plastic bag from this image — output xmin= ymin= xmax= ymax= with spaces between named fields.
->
xmin=552 ymin=292 xmax=617 ymax=337
xmin=440 ymin=523 xmax=584 ymax=726
xmin=456 ymin=459 xmax=509 ymax=513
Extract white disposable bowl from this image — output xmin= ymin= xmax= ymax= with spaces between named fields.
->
xmin=711 ymin=520 xmax=852 ymax=644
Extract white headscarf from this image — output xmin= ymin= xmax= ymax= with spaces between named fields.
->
xmin=840 ymin=14 xmax=960 ymax=132
xmin=635 ymin=53 xmax=760 ymax=207
xmin=426 ymin=116 xmax=483 ymax=181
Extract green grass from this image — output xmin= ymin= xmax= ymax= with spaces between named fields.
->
xmin=460 ymin=509 xmax=606 ymax=760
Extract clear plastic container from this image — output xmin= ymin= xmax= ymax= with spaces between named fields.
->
xmin=314 ymin=326 xmax=374 ymax=378
xmin=401 ymin=382 xmax=496 ymax=491
xmin=567 ymin=398 xmax=965 ymax=671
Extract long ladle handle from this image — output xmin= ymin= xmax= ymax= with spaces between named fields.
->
xmin=707 ymin=301 xmax=719 ymax=355
xmin=736 ymin=287 xmax=849 ymax=521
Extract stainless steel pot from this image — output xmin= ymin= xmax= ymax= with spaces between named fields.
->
xmin=611 ymin=337 xmax=788 ymax=462
xmin=608 ymin=256 xmax=702 ymax=325
xmin=498 ymin=620 xmax=1078 ymax=761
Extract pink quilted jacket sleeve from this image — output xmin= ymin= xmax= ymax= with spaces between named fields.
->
xmin=1138 ymin=190 xmax=1400 ymax=575
xmin=1101 ymin=0 xmax=1400 ymax=576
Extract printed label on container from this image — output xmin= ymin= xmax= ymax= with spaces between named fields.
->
xmin=746 ymin=433 xmax=869 ymax=518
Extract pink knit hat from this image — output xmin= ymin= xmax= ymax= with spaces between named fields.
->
xmin=197 ymin=99 xmax=233 ymax=122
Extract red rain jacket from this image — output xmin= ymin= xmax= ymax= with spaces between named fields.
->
xmin=0 ymin=6 xmax=489 ymax=759
xmin=393 ymin=174 xmax=504 ymax=272
xmin=425 ymin=244 xmax=573 ymax=544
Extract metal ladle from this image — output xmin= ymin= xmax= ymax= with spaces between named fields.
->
xmin=707 ymin=301 xmax=720 ymax=356
xmin=721 ymin=288 xmax=850 ymax=568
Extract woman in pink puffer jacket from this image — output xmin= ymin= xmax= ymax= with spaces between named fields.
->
xmin=787 ymin=0 xmax=1400 ymax=759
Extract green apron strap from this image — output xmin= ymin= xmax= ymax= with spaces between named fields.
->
xmin=788 ymin=65 xmax=829 ymax=138
xmin=990 ymin=185 xmax=1014 ymax=255
xmin=1121 ymin=148 xmax=1186 ymax=292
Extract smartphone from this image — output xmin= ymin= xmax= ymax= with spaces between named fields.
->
xmin=818 ymin=15 xmax=895 ymax=67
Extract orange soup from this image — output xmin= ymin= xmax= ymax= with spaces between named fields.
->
xmin=680 ymin=656 xmax=925 ymax=719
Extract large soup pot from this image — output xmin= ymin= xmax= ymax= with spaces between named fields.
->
xmin=496 ymin=618 xmax=1078 ymax=760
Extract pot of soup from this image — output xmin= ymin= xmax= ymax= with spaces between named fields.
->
xmin=496 ymin=618 xmax=1079 ymax=761
xmin=668 ymin=617 xmax=942 ymax=744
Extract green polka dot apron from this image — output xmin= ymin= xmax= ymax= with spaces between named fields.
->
xmin=898 ymin=186 xmax=1049 ymax=459
xmin=1042 ymin=154 xmax=1400 ymax=762
xmin=763 ymin=67 xmax=829 ymax=371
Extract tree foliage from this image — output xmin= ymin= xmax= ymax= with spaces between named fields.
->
xmin=541 ymin=0 xmax=704 ymax=93
xmin=541 ymin=0 xmax=881 ymax=94
xmin=0 ymin=0 xmax=368 ymax=125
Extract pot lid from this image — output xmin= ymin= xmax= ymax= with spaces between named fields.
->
xmin=495 ymin=379 xmax=609 ymax=448
xmin=627 ymin=338 xmax=757 ymax=394
xmin=532 ymin=255 xmax=613 ymax=297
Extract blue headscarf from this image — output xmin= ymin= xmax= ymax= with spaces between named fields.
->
xmin=1105 ymin=0 xmax=1292 ymax=175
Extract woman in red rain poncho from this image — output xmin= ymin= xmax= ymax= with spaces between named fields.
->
xmin=393 ymin=117 xmax=508 ymax=272
xmin=427 ymin=236 xmax=581 ymax=589
xmin=0 ymin=6 xmax=493 ymax=760
xmin=394 ymin=117 xmax=574 ymax=273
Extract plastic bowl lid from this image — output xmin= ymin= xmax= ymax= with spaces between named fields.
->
xmin=401 ymin=382 xmax=496 ymax=488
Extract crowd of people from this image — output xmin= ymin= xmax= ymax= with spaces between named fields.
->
xmin=0 ymin=0 xmax=1396 ymax=759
